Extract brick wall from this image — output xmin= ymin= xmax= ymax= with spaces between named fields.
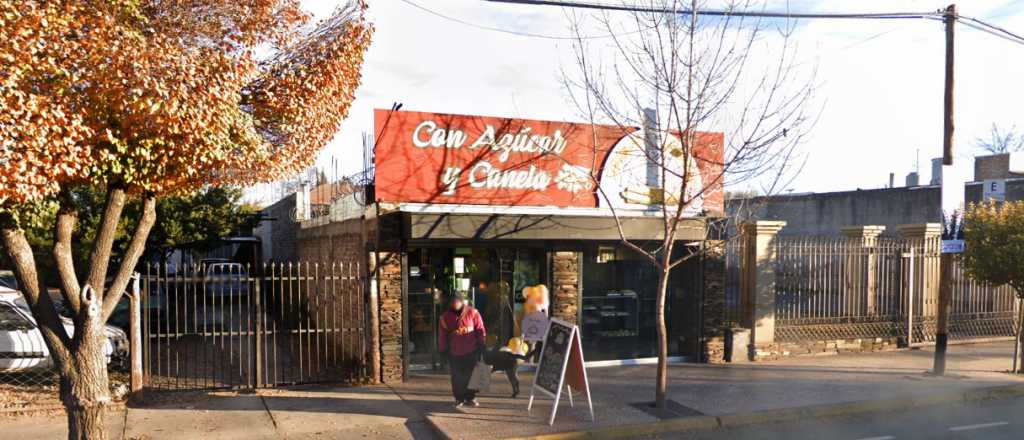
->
xmin=551 ymin=251 xmax=580 ymax=325
xmin=374 ymin=252 xmax=404 ymax=383
xmin=975 ymin=154 xmax=1024 ymax=181
xmin=296 ymin=218 xmax=365 ymax=263
xmin=701 ymin=240 xmax=727 ymax=364
xmin=258 ymin=194 xmax=299 ymax=262
xmin=294 ymin=218 xmax=396 ymax=381
xmin=752 ymin=337 xmax=900 ymax=361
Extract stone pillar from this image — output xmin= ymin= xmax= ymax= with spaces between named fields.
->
xmin=841 ymin=226 xmax=886 ymax=316
xmin=551 ymin=251 xmax=581 ymax=325
xmin=740 ymin=221 xmax=787 ymax=348
xmin=371 ymin=251 xmax=404 ymax=383
xmin=897 ymin=224 xmax=942 ymax=319
xmin=701 ymin=239 xmax=727 ymax=363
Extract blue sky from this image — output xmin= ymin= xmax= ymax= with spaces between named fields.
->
xmin=298 ymin=0 xmax=1024 ymax=196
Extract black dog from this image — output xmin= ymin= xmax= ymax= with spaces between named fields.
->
xmin=482 ymin=345 xmax=536 ymax=398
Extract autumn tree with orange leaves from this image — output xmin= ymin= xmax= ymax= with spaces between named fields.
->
xmin=0 ymin=1 xmax=371 ymax=438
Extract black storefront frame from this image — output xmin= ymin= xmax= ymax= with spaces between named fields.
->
xmin=382 ymin=210 xmax=712 ymax=374
xmin=575 ymin=242 xmax=704 ymax=362
xmin=401 ymin=240 xmax=554 ymax=374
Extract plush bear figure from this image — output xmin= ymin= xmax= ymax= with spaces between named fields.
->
xmin=500 ymin=337 xmax=529 ymax=357
xmin=514 ymin=284 xmax=550 ymax=337
xmin=523 ymin=284 xmax=550 ymax=315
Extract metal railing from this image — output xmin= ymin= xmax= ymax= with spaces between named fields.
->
xmin=725 ymin=234 xmax=1019 ymax=344
xmin=773 ymin=236 xmax=907 ymax=325
xmin=143 ymin=261 xmax=368 ymax=390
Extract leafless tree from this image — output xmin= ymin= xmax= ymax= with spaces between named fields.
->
xmin=562 ymin=0 xmax=816 ymax=411
xmin=975 ymin=123 xmax=1024 ymax=155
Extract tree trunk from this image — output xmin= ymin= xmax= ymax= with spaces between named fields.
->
xmin=1016 ymin=301 xmax=1024 ymax=374
xmin=654 ymin=267 xmax=671 ymax=412
xmin=3 ymin=192 xmax=155 ymax=440
xmin=62 ymin=320 xmax=111 ymax=440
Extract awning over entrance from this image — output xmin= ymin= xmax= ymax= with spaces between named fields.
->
xmin=402 ymin=212 xmax=708 ymax=242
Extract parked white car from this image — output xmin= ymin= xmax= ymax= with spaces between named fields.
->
xmin=203 ymin=262 xmax=250 ymax=298
xmin=0 ymin=287 xmax=128 ymax=372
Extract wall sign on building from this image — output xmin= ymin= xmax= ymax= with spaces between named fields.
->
xmin=374 ymin=109 xmax=724 ymax=214
xmin=983 ymin=179 xmax=1006 ymax=202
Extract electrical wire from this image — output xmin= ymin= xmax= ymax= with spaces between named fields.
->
xmin=959 ymin=20 xmax=1024 ymax=46
xmin=959 ymin=15 xmax=1024 ymax=42
xmin=397 ymin=0 xmax=645 ymax=40
xmin=957 ymin=15 xmax=1024 ymax=46
xmin=791 ymin=27 xmax=907 ymax=68
xmin=483 ymin=0 xmax=945 ymax=20
xmin=399 ymin=0 xmax=1024 ymax=49
xmin=480 ymin=0 xmax=1024 ymax=48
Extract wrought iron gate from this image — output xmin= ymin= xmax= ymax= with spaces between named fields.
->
xmin=142 ymin=262 xmax=367 ymax=390
xmin=728 ymin=235 xmax=1021 ymax=344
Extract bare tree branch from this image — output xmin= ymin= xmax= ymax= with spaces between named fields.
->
xmin=102 ymin=196 xmax=157 ymax=322
xmin=53 ymin=195 xmax=81 ymax=314
xmin=975 ymin=123 xmax=1024 ymax=154
xmin=85 ymin=188 xmax=127 ymax=298
xmin=561 ymin=0 xmax=816 ymax=409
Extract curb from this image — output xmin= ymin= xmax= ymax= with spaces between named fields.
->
xmin=425 ymin=415 xmax=453 ymax=440
xmin=0 ymin=401 xmax=127 ymax=419
xmin=476 ymin=383 xmax=1024 ymax=440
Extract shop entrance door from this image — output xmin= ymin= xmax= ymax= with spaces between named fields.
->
xmin=406 ymin=247 xmax=545 ymax=371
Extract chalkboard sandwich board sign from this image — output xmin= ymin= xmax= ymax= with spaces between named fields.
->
xmin=527 ymin=318 xmax=594 ymax=426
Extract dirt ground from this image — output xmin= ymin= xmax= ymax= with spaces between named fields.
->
xmin=0 ymin=371 xmax=130 ymax=415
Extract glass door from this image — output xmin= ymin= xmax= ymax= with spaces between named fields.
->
xmin=406 ymin=246 xmax=546 ymax=370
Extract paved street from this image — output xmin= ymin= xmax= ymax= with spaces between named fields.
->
xmin=636 ymin=394 xmax=1024 ymax=440
xmin=3 ymin=341 xmax=1023 ymax=439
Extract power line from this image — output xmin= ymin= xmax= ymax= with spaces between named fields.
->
xmin=791 ymin=27 xmax=906 ymax=68
xmin=957 ymin=15 xmax=1024 ymax=46
xmin=484 ymin=0 xmax=1024 ymax=47
xmin=397 ymin=0 xmax=643 ymax=40
xmin=960 ymin=15 xmax=1024 ymax=42
xmin=959 ymin=20 xmax=1024 ymax=46
xmin=484 ymin=0 xmax=944 ymax=20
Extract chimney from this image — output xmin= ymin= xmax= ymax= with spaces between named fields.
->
xmin=642 ymin=108 xmax=660 ymax=188
xmin=930 ymin=158 xmax=943 ymax=185
xmin=295 ymin=184 xmax=311 ymax=221
xmin=889 ymin=172 xmax=895 ymax=188
xmin=905 ymin=172 xmax=919 ymax=187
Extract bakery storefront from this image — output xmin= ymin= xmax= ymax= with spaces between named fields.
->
xmin=301 ymin=109 xmax=725 ymax=381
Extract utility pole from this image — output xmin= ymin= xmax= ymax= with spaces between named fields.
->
xmin=932 ymin=3 xmax=957 ymax=376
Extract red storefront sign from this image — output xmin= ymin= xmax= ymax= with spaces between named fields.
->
xmin=374 ymin=109 xmax=723 ymax=213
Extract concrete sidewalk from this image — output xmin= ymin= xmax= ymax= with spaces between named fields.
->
xmin=1 ymin=385 xmax=436 ymax=440
xmin=3 ymin=341 xmax=1022 ymax=439
xmin=393 ymin=341 xmax=1024 ymax=440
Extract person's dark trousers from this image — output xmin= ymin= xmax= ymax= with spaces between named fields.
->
xmin=530 ymin=341 xmax=543 ymax=363
xmin=449 ymin=353 xmax=478 ymax=403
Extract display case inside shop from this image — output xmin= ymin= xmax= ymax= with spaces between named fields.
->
xmin=581 ymin=290 xmax=639 ymax=339
xmin=407 ymin=258 xmax=442 ymax=370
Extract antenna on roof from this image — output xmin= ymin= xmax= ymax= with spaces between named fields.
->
xmin=916 ymin=148 xmax=920 ymax=175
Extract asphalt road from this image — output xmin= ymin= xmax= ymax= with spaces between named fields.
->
xmin=634 ymin=396 xmax=1024 ymax=440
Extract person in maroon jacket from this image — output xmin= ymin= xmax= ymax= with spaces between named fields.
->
xmin=438 ymin=292 xmax=486 ymax=407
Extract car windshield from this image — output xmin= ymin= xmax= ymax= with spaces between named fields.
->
xmin=0 ymin=302 xmax=33 ymax=331
xmin=0 ymin=271 xmax=17 ymax=290
xmin=12 ymin=296 xmax=31 ymax=314
xmin=207 ymin=264 xmax=247 ymax=276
